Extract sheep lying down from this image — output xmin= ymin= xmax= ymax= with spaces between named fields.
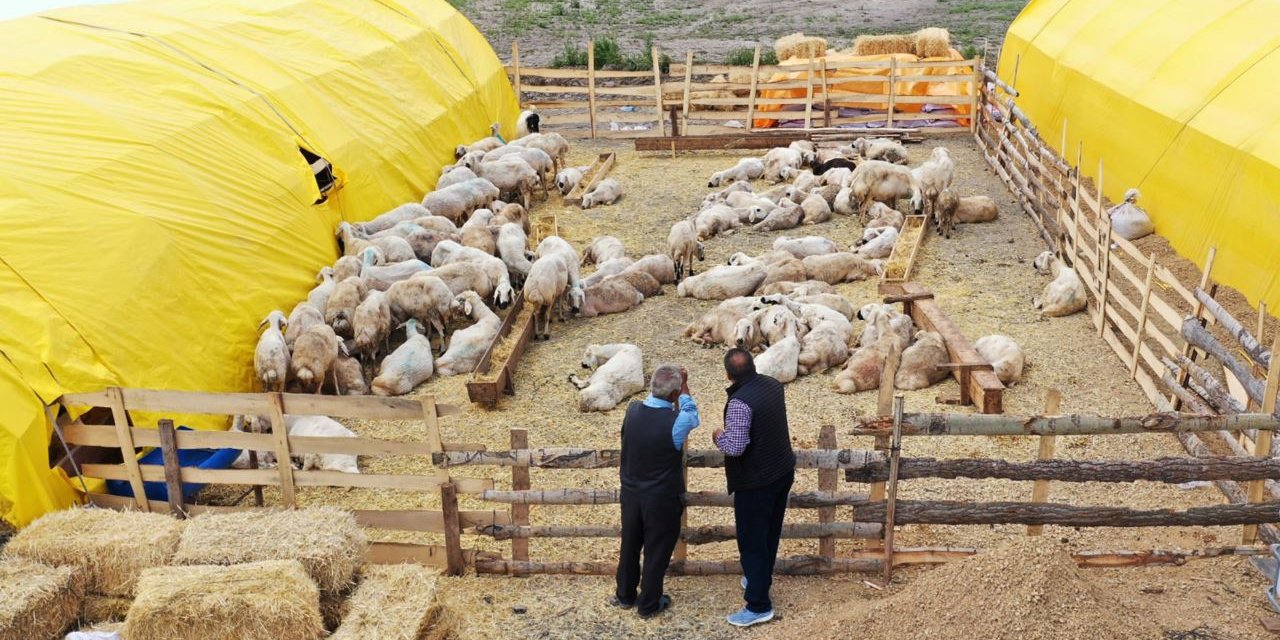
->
xmin=569 ymin=343 xmax=645 ymax=412
xmin=231 ymin=415 xmax=360 ymax=474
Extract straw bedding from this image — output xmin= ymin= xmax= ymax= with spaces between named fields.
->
xmin=913 ymin=27 xmax=952 ymax=59
xmin=774 ymin=32 xmax=827 ymax=61
xmin=81 ymin=594 xmax=132 ymax=625
xmin=172 ymin=507 xmax=366 ymax=593
xmin=123 ymin=560 xmax=323 ymax=640
xmin=0 ymin=557 xmax=82 ymax=640
xmin=852 ymin=34 xmax=915 ymax=56
xmin=330 ymin=564 xmax=449 ymax=640
xmin=1 ymin=507 xmax=182 ymax=596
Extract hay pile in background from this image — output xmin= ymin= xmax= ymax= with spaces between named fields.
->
xmin=1 ymin=508 xmax=182 ymax=596
xmin=172 ymin=507 xmax=365 ymax=593
xmin=123 ymin=560 xmax=323 ymax=640
xmin=331 ymin=564 xmax=449 ymax=640
xmin=81 ymin=594 xmax=132 ymax=626
xmin=0 ymin=557 xmax=82 ymax=640
xmin=914 ymin=27 xmax=953 ymax=58
xmin=774 ymin=32 xmax=828 ymax=61
xmin=852 ymin=33 xmax=915 ymax=56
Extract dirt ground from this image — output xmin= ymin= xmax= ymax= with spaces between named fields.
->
xmin=201 ymin=132 xmax=1276 ymax=639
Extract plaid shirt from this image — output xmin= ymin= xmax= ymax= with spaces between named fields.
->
xmin=715 ymin=398 xmax=752 ymax=456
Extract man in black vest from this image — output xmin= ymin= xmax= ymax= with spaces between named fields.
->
xmin=612 ymin=364 xmax=700 ymax=618
xmin=712 ymin=348 xmax=795 ymax=627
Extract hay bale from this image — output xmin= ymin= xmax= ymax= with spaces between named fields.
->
xmin=852 ymin=34 xmax=915 ymax=56
xmin=914 ymin=27 xmax=952 ymax=59
xmin=330 ymin=564 xmax=448 ymax=640
xmin=81 ymin=594 xmax=132 ymax=625
xmin=1 ymin=508 xmax=183 ymax=596
xmin=319 ymin=587 xmax=352 ymax=631
xmin=774 ymin=32 xmax=828 ymax=61
xmin=0 ymin=557 xmax=83 ymax=640
xmin=172 ymin=507 xmax=366 ymax=593
xmin=123 ymin=560 xmax=323 ymax=640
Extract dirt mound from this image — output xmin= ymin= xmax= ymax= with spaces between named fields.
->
xmin=857 ymin=538 xmax=1159 ymax=640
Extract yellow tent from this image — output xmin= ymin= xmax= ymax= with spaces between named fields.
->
xmin=999 ymin=0 xmax=1280 ymax=311
xmin=0 ymin=0 xmax=517 ymax=528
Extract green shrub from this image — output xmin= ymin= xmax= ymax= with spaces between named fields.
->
xmin=724 ymin=48 xmax=778 ymax=66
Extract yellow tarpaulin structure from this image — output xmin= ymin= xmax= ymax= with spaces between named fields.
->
xmin=999 ymin=0 xmax=1280 ymax=310
xmin=0 ymin=0 xmax=517 ymax=528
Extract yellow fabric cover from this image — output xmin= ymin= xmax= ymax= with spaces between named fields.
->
xmin=0 ymin=0 xmax=517 ymax=528
xmin=999 ymin=0 xmax=1280 ymax=310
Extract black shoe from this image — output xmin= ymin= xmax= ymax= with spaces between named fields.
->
xmin=609 ymin=595 xmax=634 ymax=609
xmin=637 ymin=594 xmax=672 ymax=619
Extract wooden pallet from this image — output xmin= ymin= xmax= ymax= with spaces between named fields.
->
xmin=466 ymin=292 xmax=536 ymax=405
xmin=563 ymin=152 xmax=616 ymax=205
xmin=880 ymin=214 xmax=928 ymax=283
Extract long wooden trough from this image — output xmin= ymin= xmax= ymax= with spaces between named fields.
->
xmin=467 ymin=292 xmax=536 ymax=405
xmin=881 ymin=214 xmax=928 ymax=283
xmin=563 ymin=152 xmax=616 ymax=205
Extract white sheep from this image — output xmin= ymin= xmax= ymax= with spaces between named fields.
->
xmin=525 ymin=253 xmax=571 ymax=339
xmin=516 ymin=109 xmax=541 ymax=138
xmin=578 ymin=277 xmax=644 ymax=317
xmin=802 ymin=252 xmax=882 ymax=284
xmin=833 ymin=187 xmax=856 ymax=216
xmin=934 ymin=190 xmax=997 ymax=238
xmin=568 ymin=343 xmax=645 ymax=412
xmin=285 ymin=302 xmax=324 ymax=348
xmin=422 ymin=178 xmax=500 ymax=223
xmin=763 ymin=146 xmax=803 ymax=182
xmin=357 ymin=203 xmax=431 ymax=236
xmin=734 ymin=304 xmax=805 ymax=351
xmin=910 ymin=146 xmax=954 ymax=218
xmin=510 ymin=132 xmax=569 ymax=174
xmin=708 ymin=157 xmax=765 ymax=187
xmin=307 ymin=267 xmax=336 ymax=315
xmin=332 ymin=255 xmax=363 ymax=282
xmin=866 ymin=202 xmax=905 ymax=231
xmin=582 ymin=257 xmax=635 ymax=288
xmin=800 ymin=192 xmax=832 ymax=225
xmin=474 ymin=157 xmax=539 ymax=209
xmin=702 ymin=180 xmax=753 ymax=207
xmin=794 ymin=293 xmax=854 ymax=320
xmin=485 ymin=146 xmax=554 ymax=195
xmin=623 ymin=254 xmax=677 ymax=285
xmin=372 ymin=320 xmax=436 ymax=396
xmin=1032 ymin=251 xmax=1087 ymax=317
xmin=752 ymin=201 xmax=804 ymax=232
xmin=851 ymin=137 xmax=909 ymax=165
xmin=437 ymin=165 xmax=478 ymax=190
xmin=694 ymin=203 xmax=744 ymax=239
xmin=431 ymin=240 xmax=515 ymax=308
xmin=756 ymin=280 xmax=835 ymax=296
xmin=668 ymin=220 xmax=704 ymax=281
xmin=754 ymin=335 xmax=801 ymax=383
xmin=855 ymin=226 xmax=899 ymax=259
xmin=555 ymin=165 xmax=591 ymax=195
xmin=857 ymin=303 xmax=914 ymax=348
xmin=582 ymin=178 xmax=623 ymax=209
xmin=454 ymin=123 xmax=504 ymax=158
xmin=430 ymin=261 xmax=500 ymax=301
xmin=255 ymin=310 xmax=289 ymax=393
xmin=609 ymin=270 xmax=662 ymax=298
xmin=290 ymin=324 xmax=344 ymax=393
xmin=459 ymin=208 xmax=497 ymax=255
xmin=352 ymin=290 xmax=391 ymax=367
xmin=1108 ymin=188 xmax=1153 ymax=241
xmin=764 ymin=296 xmax=853 ymax=375
xmin=676 ymin=264 xmax=766 ymax=300
xmin=772 ymin=235 xmax=837 ymax=259
xmin=285 ymin=416 xmax=361 ymax=473
xmin=386 ymin=274 xmax=452 ymax=351
xmin=325 ymin=276 xmax=365 ymax=338
xmin=895 ymin=330 xmax=949 ymax=390
xmin=535 ymin=235 xmax=582 ymax=287
xmin=583 ymin=236 xmax=626 ymax=265
xmin=328 ymin=355 xmax=367 ymax=395
xmin=834 ymin=314 xmax=902 ymax=394
xmin=975 ymin=334 xmax=1026 ymax=385
xmin=413 ymin=215 xmax=461 ymax=236
xmin=849 ymin=160 xmax=921 ymax=218
xmin=359 ymin=256 xmax=434 ymax=292
xmin=436 ymin=291 xmax=502 ymax=376
xmin=496 ymin=222 xmax=533 ymax=285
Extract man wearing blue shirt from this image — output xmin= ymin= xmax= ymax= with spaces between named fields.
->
xmin=612 ymin=364 xmax=699 ymax=618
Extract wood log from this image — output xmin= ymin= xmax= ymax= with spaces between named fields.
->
xmin=476 ymin=555 xmax=882 ymax=576
xmin=843 ymin=455 xmax=1280 ymax=484
xmin=1196 ymin=288 xmax=1270 ymax=368
xmin=848 ymin=499 xmax=1280 ymax=527
xmin=852 ymin=411 xmax=1280 ymax=437
xmin=982 ymin=68 xmax=1018 ymax=97
xmin=434 ymin=447 xmax=882 ymax=469
xmin=1159 ymin=370 xmax=1213 ymax=414
xmin=1183 ymin=318 xmax=1267 ymax=406
xmin=473 ymin=522 xmax=881 ymax=544
xmin=479 ymin=489 xmax=870 ymax=508
xmin=1171 ymin=355 xmax=1246 ymax=414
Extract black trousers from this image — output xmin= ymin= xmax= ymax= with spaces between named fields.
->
xmin=733 ymin=470 xmax=794 ymax=613
xmin=615 ymin=489 xmax=683 ymax=615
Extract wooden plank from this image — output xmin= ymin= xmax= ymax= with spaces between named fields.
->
xmin=680 ymin=49 xmax=693 ymax=133
xmin=60 ymin=388 xmax=459 ymax=421
xmin=156 ymin=419 xmax=185 ymax=517
xmin=869 ymin=339 xmax=901 ymax=507
xmin=817 ymin=425 xmax=837 ymax=558
xmin=1244 ymin=333 xmax=1280 ymax=543
xmin=512 ymin=41 xmax=522 ymax=107
xmin=83 ymin=463 xmax=283 ymax=486
xmin=422 ymin=395 xmax=443 ymax=454
xmin=880 ymin=215 xmax=927 ymax=282
xmin=883 ymin=396 xmax=904 ymax=583
xmin=563 ymin=152 xmax=616 ymax=205
xmin=506 ymin=66 xmax=652 ymax=79
xmin=268 ymin=393 xmax=297 ymax=508
xmin=61 ymin=423 xmax=438 ymax=458
xmin=851 ymin=411 xmax=1280 ymax=437
xmin=886 ymin=57 xmax=897 ymax=128
xmin=746 ymin=46 xmax=761 ymax=131
xmin=1027 ymin=389 xmax=1062 ymax=536
xmin=1131 ymin=254 xmax=1158 ymax=378
xmin=366 ymin=542 xmax=446 ymax=567
xmin=477 ymin=556 xmax=881 ymax=576
xmin=510 ymin=429 xmax=531 ymax=569
xmin=803 ymin=58 xmax=815 ymax=129
xmin=440 ymin=482 xmax=465 ymax=576
xmin=587 ymin=41 xmax=597 ymax=139
xmin=820 ymin=58 xmax=831 ymax=128
xmin=293 ymin=470 xmax=492 ymax=493
xmin=1173 ymin=247 xmax=1217 ymax=408
xmin=353 ymin=508 xmax=509 ymax=532
xmin=107 ymin=387 xmax=149 ymax=511
xmin=897 ymin=283 xmax=1004 ymax=413
xmin=651 ymin=45 xmax=665 ymax=136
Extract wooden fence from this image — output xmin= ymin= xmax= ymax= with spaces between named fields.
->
xmin=974 ymin=60 xmax=1280 ymax=544
xmin=510 ymin=41 xmax=980 ymax=139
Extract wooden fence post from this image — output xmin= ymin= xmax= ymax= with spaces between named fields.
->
xmin=156 ymin=419 xmax=185 ymax=518
xmin=969 ymin=57 xmax=980 ymax=133
xmin=882 ymin=395 xmax=905 ymax=583
xmin=422 ymin=394 xmax=443 ymax=454
xmin=441 ymin=482 xmax=466 ymax=576
xmin=1130 ymin=254 xmax=1157 ymax=378
xmin=1172 ymin=247 xmax=1217 ymax=409
xmin=746 ymin=46 xmax=761 ymax=131
xmin=268 ymin=393 xmax=297 ymax=508
xmin=107 ymin=387 xmax=149 ymax=511
xmin=681 ymin=50 xmax=693 ymax=134
xmin=1027 ymin=389 xmax=1063 ymax=536
xmin=512 ymin=41 xmax=522 ymax=108
xmin=1243 ymin=334 xmax=1280 ymax=543
xmin=652 ymin=45 xmax=665 ymax=136
xmin=886 ymin=58 xmax=897 ymax=128
xmin=587 ymin=41 xmax=597 ymax=140
xmin=869 ymin=342 xmax=902 ymax=506
xmin=820 ymin=58 xmax=831 ymax=128
xmin=803 ymin=58 xmax=815 ymax=129
xmin=674 ymin=450 xmax=689 ymax=562
xmin=510 ymin=429 xmax=530 ymax=572
xmin=817 ymin=425 xmax=837 ymax=558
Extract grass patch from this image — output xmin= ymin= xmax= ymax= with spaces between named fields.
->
xmin=550 ymin=35 xmax=671 ymax=72
xmin=724 ymin=47 xmax=779 ymax=66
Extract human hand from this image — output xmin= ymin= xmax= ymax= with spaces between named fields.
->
xmin=713 ymin=428 xmax=725 ymax=442
xmin=679 ymin=367 xmax=690 ymax=396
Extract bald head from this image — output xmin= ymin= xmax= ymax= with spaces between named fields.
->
xmin=724 ymin=348 xmax=755 ymax=381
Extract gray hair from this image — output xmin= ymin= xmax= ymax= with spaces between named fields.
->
xmin=650 ymin=363 xmax=682 ymax=398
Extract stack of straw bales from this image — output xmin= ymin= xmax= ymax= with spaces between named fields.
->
xmin=852 ymin=28 xmax=953 ymax=58
xmin=914 ymin=27 xmax=953 ymax=58
xmin=0 ymin=557 xmax=83 ymax=640
xmin=774 ymin=32 xmax=828 ymax=61
xmin=123 ymin=560 xmax=324 ymax=640
xmin=331 ymin=564 xmax=450 ymax=640
xmin=81 ymin=595 xmax=132 ymax=625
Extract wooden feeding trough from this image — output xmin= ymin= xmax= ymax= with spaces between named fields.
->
xmin=881 ymin=214 xmax=928 ymax=284
xmin=466 ymin=292 xmax=536 ymax=405
xmin=879 ymin=282 xmax=1005 ymax=413
xmin=563 ymin=152 xmax=616 ymax=205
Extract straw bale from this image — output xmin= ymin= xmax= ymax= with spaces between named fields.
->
xmin=330 ymin=564 xmax=448 ymax=640
xmin=320 ymin=587 xmax=352 ymax=631
xmin=172 ymin=507 xmax=366 ymax=593
xmin=123 ymin=560 xmax=323 ymax=640
xmin=0 ymin=557 xmax=82 ymax=640
xmin=81 ymin=594 xmax=132 ymax=625
xmin=914 ymin=27 xmax=952 ymax=59
xmin=774 ymin=32 xmax=828 ymax=61
xmin=852 ymin=34 xmax=915 ymax=56
xmin=1 ymin=508 xmax=183 ymax=596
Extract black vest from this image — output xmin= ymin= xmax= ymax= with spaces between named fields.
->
xmin=619 ymin=400 xmax=684 ymax=498
xmin=723 ymin=373 xmax=795 ymax=492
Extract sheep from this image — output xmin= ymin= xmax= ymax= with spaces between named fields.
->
xmin=857 ymin=303 xmax=914 ymax=348
xmin=578 ymin=277 xmax=644 ymax=317
xmin=307 ymin=267 xmax=336 ymax=315
xmin=332 ymin=255 xmax=363 ymax=282
xmin=794 ymin=293 xmax=854 ymax=320
xmin=623 ymin=254 xmax=677 ymax=285
xmin=454 ymin=123 xmax=504 ymax=158
xmin=866 ymin=202 xmax=905 ymax=231
xmin=325 ymin=276 xmax=366 ymax=338
xmin=485 ymin=146 xmax=554 ymax=194
xmin=422 ymin=178 xmax=500 ymax=223
xmin=524 ymin=253 xmax=570 ymax=340
xmin=430 ymin=261 xmax=499 ymax=301
xmin=728 ymin=250 xmax=796 ymax=267
xmin=754 ymin=335 xmax=801 ymax=383
xmin=694 ymin=204 xmax=744 ymax=239
xmin=756 ymin=280 xmax=835 ymax=296
xmin=327 ymin=355 xmax=367 ymax=395
xmin=555 ymin=165 xmax=591 ymax=195
xmin=763 ymin=296 xmax=854 ymax=375
xmin=609 ymin=269 xmax=662 ymax=298
xmin=371 ymin=320 xmax=436 ymax=395
xmin=583 ymin=236 xmax=626 ymax=265
xmin=668 ymin=220 xmax=704 ymax=281
xmin=581 ymin=178 xmax=623 ymax=209
xmin=496 ymin=223 xmax=533 ymax=284
xmin=582 ymin=257 xmax=635 ymax=288
xmin=435 ymin=291 xmax=502 ymax=376
xmin=789 ymin=140 xmax=818 ymax=167
xmin=833 ymin=187 xmax=856 ymax=216
xmin=255 ymin=310 xmax=289 ymax=392
xmin=752 ymin=200 xmax=804 ymax=232
xmin=386 ymin=274 xmax=452 ymax=351
xmin=516 ymin=109 xmax=541 ymax=138
xmin=683 ymin=297 xmax=760 ymax=346
xmin=802 ymin=252 xmax=882 ymax=284
xmin=975 ymin=334 xmax=1026 ymax=385
xmin=708 ymin=157 xmax=765 ymax=187
xmin=734 ymin=305 xmax=806 ymax=351
xmin=763 ymin=146 xmax=803 ymax=182
xmin=702 ymin=180 xmax=753 ymax=207
xmin=474 ymin=157 xmax=539 ymax=209
xmin=676 ymin=264 xmax=766 ymax=300
xmin=851 ymin=137 xmax=909 ymax=165
xmin=813 ymin=157 xmax=858 ymax=176
xmin=432 ymin=240 xmax=516 ymax=307
xmin=352 ymin=290 xmax=391 ymax=368
xmin=1032 ymin=251 xmax=1087 ymax=317
xmin=725 ymin=191 xmax=775 ymax=211
xmin=895 ymin=330 xmax=949 ymax=390
xmin=773 ymin=235 xmax=837 ymax=259
xmin=1108 ymin=188 xmax=1153 ymax=241
xmin=437 ymin=165 xmax=478 ymax=190
xmin=359 ymin=257 xmax=433 ymax=291
xmin=834 ymin=314 xmax=902 ymax=394
xmin=285 ymin=302 xmax=324 ymax=348
xmin=357 ymin=203 xmax=431 ymax=236
xmin=819 ymin=167 xmax=853 ymax=190
xmin=510 ymin=132 xmax=569 ymax=173
xmin=910 ymin=146 xmax=954 ymax=219
xmin=370 ymin=235 xmax=416 ymax=263
xmin=567 ymin=344 xmax=645 ymax=412
xmin=855 ymin=226 xmax=899 ymax=259
xmin=290 ymin=324 xmax=344 ymax=393
xmin=492 ymin=202 xmax=530 ymax=235
xmin=800 ymin=192 xmax=832 ymax=225
xmin=535 ymin=236 xmax=582 ymax=287
xmin=413 ymin=215 xmax=461 ymax=236
xmin=849 ymin=160 xmax=921 ymax=218
xmin=756 ymin=257 xmax=807 ymax=290
xmin=283 ymin=416 xmax=361 ymax=473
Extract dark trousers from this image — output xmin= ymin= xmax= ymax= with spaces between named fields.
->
xmin=733 ymin=470 xmax=794 ymax=613
xmin=615 ymin=489 xmax=683 ymax=615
